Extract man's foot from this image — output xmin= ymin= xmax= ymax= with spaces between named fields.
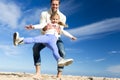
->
xmin=56 ymin=78 xmax=62 ymax=80
xmin=13 ymin=32 xmax=23 ymax=46
xmin=56 ymin=71 xmax=62 ymax=80
xmin=33 ymin=74 xmax=43 ymax=80
xmin=58 ymin=58 xmax=73 ymax=67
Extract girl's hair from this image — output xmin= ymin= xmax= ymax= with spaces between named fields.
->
xmin=58 ymin=22 xmax=68 ymax=27
xmin=50 ymin=12 xmax=68 ymax=27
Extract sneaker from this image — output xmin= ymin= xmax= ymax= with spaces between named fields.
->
xmin=58 ymin=58 xmax=73 ymax=67
xmin=64 ymin=59 xmax=73 ymax=66
xmin=13 ymin=32 xmax=23 ymax=46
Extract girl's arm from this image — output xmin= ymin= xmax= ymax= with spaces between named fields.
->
xmin=61 ymin=26 xmax=77 ymax=40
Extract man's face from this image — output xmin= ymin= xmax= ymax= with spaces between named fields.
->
xmin=51 ymin=0 xmax=59 ymax=12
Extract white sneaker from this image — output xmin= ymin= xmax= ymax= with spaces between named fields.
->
xmin=13 ymin=32 xmax=23 ymax=46
xmin=58 ymin=58 xmax=73 ymax=67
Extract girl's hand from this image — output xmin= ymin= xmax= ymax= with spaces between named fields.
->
xmin=71 ymin=37 xmax=77 ymax=40
xmin=25 ymin=24 xmax=34 ymax=30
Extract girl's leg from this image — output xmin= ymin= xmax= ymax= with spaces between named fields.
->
xmin=47 ymin=41 xmax=61 ymax=61
xmin=13 ymin=32 xmax=50 ymax=46
xmin=23 ymin=35 xmax=50 ymax=44
xmin=47 ymin=41 xmax=73 ymax=67
xmin=46 ymin=36 xmax=61 ymax=61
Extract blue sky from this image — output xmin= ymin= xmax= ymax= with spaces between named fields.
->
xmin=0 ymin=0 xmax=120 ymax=78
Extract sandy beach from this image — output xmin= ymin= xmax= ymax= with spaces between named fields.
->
xmin=0 ymin=72 xmax=120 ymax=80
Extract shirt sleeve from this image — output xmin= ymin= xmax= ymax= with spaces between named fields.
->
xmin=33 ymin=12 xmax=47 ymax=29
xmin=33 ymin=23 xmax=47 ymax=29
xmin=40 ymin=11 xmax=47 ymax=23
xmin=60 ymin=26 xmax=74 ymax=38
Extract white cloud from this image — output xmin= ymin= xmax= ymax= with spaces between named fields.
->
xmin=67 ymin=17 xmax=120 ymax=41
xmin=65 ymin=48 xmax=81 ymax=51
xmin=0 ymin=45 xmax=27 ymax=56
xmin=21 ymin=8 xmax=47 ymax=26
xmin=94 ymin=58 xmax=105 ymax=62
xmin=17 ymin=8 xmax=48 ymax=36
xmin=107 ymin=65 xmax=120 ymax=73
xmin=0 ymin=1 xmax=21 ymax=28
xmin=60 ymin=0 xmax=81 ymax=15
xmin=0 ymin=0 xmax=47 ymax=30
xmin=109 ymin=50 xmax=120 ymax=54
xmin=1 ymin=0 xmax=120 ymax=42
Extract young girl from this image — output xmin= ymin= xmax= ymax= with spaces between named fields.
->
xmin=13 ymin=12 xmax=76 ymax=67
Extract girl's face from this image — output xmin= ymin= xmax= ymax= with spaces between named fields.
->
xmin=51 ymin=15 xmax=60 ymax=24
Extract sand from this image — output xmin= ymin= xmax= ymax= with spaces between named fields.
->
xmin=0 ymin=72 xmax=120 ymax=80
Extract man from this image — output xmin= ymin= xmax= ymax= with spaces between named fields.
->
xmin=27 ymin=0 xmax=76 ymax=79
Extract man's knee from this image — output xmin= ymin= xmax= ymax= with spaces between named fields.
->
xmin=57 ymin=66 xmax=64 ymax=72
xmin=59 ymin=50 xmax=65 ymax=58
xmin=35 ymin=62 xmax=41 ymax=66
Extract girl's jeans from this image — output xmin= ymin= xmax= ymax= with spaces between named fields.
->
xmin=24 ymin=34 xmax=61 ymax=61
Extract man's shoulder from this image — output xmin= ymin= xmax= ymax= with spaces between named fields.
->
xmin=41 ymin=10 xmax=49 ymax=15
xmin=58 ymin=11 xmax=66 ymax=18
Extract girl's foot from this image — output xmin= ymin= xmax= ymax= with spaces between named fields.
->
xmin=13 ymin=32 xmax=23 ymax=46
xmin=58 ymin=58 xmax=73 ymax=66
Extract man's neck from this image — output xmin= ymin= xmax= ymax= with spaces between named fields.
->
xmin=50 ymin=9 xmax=60 ymax=14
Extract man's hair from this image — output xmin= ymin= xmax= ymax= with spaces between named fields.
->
xmin=50 ymin=0 xmax=60 ymax=4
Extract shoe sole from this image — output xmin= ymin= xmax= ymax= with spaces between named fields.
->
xmin=13 ymin=32 xmax=17 ymax=46
xmin=65 ymin=59 xmax=73 ymax=66
xmin=58 ymin=59 xmax=73 ymax=67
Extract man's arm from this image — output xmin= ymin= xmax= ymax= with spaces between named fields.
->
xmin=25 ymin=23 xmax=47 ymax=30
xmin=40 ymin=11 xmax=47 ymax=23
xmin=33 ymin=11 xmax=47 ymax=29
xmin=25 ymin=11 xmax=47 ymax=30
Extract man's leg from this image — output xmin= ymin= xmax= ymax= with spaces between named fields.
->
xmin=33 ymin=43 xmax=46 ymax=78
xmin=56 ymin=38 xmax=66 ymax=78
xmin=35 ymin=65 xmax=41 ymax=77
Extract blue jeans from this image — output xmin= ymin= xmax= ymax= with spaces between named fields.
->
xmin=33 ymin=38 xmax=66 ymax=71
